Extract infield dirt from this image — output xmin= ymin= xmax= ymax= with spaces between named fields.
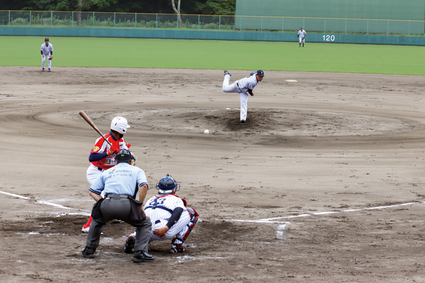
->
xmin=0 ymin=66 xmax=424 ymax=282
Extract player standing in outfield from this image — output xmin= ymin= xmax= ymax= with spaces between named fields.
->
xmin=124 ymin=174 xmax=199 ymax=254
xmin=40 ymin=38 xmax=53 ymax=71
xmin=222 ymin=70 xmax=265 ymax=123
xmin=82 ymin=116 xmax=131 ymax=232
xmin=297 ymin=27 xmax=307 ymax=47
xmin=81 ymin=149 xmax=154 ymax=263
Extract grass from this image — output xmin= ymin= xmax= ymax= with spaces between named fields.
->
xmin=0 ymin=36 xmax=424 ymax=75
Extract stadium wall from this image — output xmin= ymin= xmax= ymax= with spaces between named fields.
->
xmin=235 ymin=0 xmax=425 ymax=34
xmin=1 ymin=27 xmax=425 ymax=46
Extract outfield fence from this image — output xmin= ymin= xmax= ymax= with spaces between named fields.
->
xmin=1 ymin=10 xmax=424 ymax=36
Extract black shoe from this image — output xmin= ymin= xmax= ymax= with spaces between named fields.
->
xmin=240 ymin=120 xmax=246 ymax=123
xmin=48 ymin=68 xmax=51 ymax=72
xmin=81 ymin=247 xmax=95 ymax=258
xmin=132 ymin=250 xmax=154 ymax=263
xmin=42 ymin=68 xmax=45 ymax=72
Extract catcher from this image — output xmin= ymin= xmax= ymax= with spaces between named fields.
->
xmin=41 ymin=37 xmax=53 ymax=72
xmin=124 ymin=174 xmax=199 ymax=254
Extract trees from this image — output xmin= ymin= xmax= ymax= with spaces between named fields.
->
xmin=171 ymin=0 xmax=183 ymax=27
xmin=0 ymin=0 xmax=236 ymax=15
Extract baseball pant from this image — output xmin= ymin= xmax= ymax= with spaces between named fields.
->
xmin=41 ymin=55 xmax=52 ymax=69
xmin=86 ymin=196 xmax=152 ymax=252
xmin=299 ymin=38 xmax=305 ymax=44
xmin=148 ymin=210 xmax=191 ymax=242
xmin=222 ymin=75 xmax=249 ymax=121
xmin=86 ymin=164 xmax=103 ymax=186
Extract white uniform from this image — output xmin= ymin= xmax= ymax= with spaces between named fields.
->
xmin=41 ymin=43 xmax=53 ymax=70
xmin=222 ymin=74 xmax=259 ymax=122
xmin=144 ymin=194 xmax=191 ymax=243
xmin=127 ymin=194 xmax=198 ymax=246
xmin=298 ymin=29 xmax=307 ymax=44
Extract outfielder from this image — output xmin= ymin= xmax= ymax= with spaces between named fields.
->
xmin=82 ymin=116 xmax=131 ymax=232
xmin=297 ymin=27 xmax=307 ymax=47
xmin=40 ymin=38 xmax=53 ymax=71
xmin=222 ymin=70 xmax=265 ymax=123
xmin=124 ymin=174 xmax=199 ymax=254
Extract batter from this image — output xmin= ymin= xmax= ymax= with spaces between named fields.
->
xmin=82 ymin=116 xmax=131 ymax=232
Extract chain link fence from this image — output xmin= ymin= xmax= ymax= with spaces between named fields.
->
xmin=0 ymin=11 xmax=423 ymax=36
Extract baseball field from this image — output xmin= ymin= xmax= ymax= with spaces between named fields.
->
xmin=1 ymin=36 xmax=425 ymax=75
xmin=1 ymin=35 xmax=425 ymax=282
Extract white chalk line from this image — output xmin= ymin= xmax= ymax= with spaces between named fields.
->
xmin=2 ymin=189 xmax=423 ymax=239
xmin=214 ymin=201 xmax=423 ymax=239
xmin=0 ymin=190 xmax=90 ymax=215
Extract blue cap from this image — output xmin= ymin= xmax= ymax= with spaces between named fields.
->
xmin=256 ymin=70 xmax=264 ymax=77
xmin=45 ymin=38 xmax=49 ymax=41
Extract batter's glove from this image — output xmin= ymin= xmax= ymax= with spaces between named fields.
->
xmin=107 ymin=144 xmax=120 ymax=155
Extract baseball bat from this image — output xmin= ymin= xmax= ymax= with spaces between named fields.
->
xmin=79 ymin=110 xmax=112 ymax=146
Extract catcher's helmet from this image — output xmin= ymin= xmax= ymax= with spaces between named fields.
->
xmin=256 ymin=70 xmax=265 ymax=77
xmin=156 ymin=174 xmax=179 ymax=194
xmin=111 ymin=116 xmax=130 ymax=134
xmin=115 ymin=149 xmax=134 ymax=164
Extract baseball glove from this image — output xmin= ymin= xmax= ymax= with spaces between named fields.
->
xmin=48 ymin=56 xmax=53 ymax=60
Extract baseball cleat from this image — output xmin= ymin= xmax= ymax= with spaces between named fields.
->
xmin=240 ymin=120 xmax=246 ymax=123
xmin=170 ymin=243 xmax=187 ymax=253
xmin=224 ymin=70 xmax=231 ymax=77
xmin=124 ymin=234 xmax=135 ymax=254
xmin=42 ymin=68 xmax=45 ymax=72
xmin=132 ymin=251 xmax=154 ymax=263
xmin=48 ymin=68 xmax=51 ymax=72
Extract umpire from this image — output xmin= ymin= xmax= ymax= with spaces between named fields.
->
xmin=81 ymin=149 xmax=154 ymax=263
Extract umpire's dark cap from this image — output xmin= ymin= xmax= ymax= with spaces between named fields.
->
xmin=256 ymin=70 xmax=265 ymax=77
xmin=45 ymin=37 xmax=49 ymax=41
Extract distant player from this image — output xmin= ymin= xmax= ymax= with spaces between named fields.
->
xmin=82 ymin=116 xmax=131 ymax=232
xmin=41 ymin=38 xmax=53 ymax=71
xmin=222 ymin=70 xmax=265 ymax=123
xmin=124 ymin=174 xmax=199 ymax=254
xmin=297 ymin=28 xmax=307 ymax=47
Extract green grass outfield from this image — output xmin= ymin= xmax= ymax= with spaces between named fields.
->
xmin=1 ymin=36 xmax=424 ymax=75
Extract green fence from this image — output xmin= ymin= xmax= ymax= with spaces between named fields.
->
xmin=235 ymin=0 xmax=425 ymax=35
xmin=1 ymin=10 xmax=424 ymax=36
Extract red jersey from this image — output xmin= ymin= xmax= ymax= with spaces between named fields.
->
xmin=90 ymin=133 xmax=128 ymax=170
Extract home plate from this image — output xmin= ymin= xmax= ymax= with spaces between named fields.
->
xmin=285 ymin=79 xmax=298 ymax=83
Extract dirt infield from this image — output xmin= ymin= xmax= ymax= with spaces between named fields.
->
xmin=0 ymin=66 xmax=424 ymax=282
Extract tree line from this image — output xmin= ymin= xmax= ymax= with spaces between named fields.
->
xmin=0 ymin=0 xmax=236 ymax=15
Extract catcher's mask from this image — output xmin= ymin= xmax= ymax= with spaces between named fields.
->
xmin=115 ymin=149 xmax=134 ymax=164
xmin=156 ymin=174 xmax=180 ymax=195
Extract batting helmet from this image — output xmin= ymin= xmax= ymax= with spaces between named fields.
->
xmin=115 ymin=149 xmax=134 ymax=164
xmin=256 ymin=70 xmax=265 ymax=77
xmin=111 ymin=116 xmax=130 ymax=134
xmin=156 ymin=174 xmax=180 ymax=195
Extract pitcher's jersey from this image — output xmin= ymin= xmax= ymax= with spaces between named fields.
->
xmin=236 ymin=75 xmax=258 ymax=95
xmin=144 ymin=194 xmax=187 ymax=222
xmin=41 ymin=43 xmax=53 ymax=55
xmin=90 ymin=132 xmax=128 ymax=170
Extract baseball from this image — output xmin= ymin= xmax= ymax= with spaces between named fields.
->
xmin=204 ymin=129 xmax=209 ymax=134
